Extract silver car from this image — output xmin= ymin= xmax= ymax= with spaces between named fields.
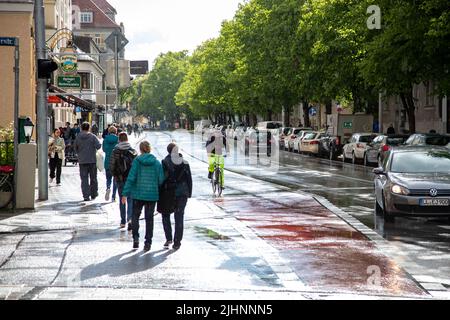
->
xmin=373 ymin=146 xmax=450 ymax=222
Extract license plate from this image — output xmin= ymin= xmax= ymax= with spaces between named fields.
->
xmin=420 ymin=199 xmax=449 ymax=206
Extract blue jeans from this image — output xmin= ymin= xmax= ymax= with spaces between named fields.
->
xmin=162 ymin=197 xmax=187 ymax=245
xmin=105 ymin=168 xmax=117 ymax=199
xmin=117 ymin=181 xmax=133 ymax=225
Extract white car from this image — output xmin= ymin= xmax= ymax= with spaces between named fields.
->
xmin=299 ymin=132 xmax=324 ymax=154
xmin=342 ymin=133 xmax=379 ymax=164
xmin=293 ymin=130 xmax=314 ymax=152
xmin=285 ymin=128 xmax=304 ymax=151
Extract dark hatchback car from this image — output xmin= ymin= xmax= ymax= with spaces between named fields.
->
xmin=404 ymin=133 xmax=450 ymax=147
xmin=373 ymin=146 xmax=450 ymax=222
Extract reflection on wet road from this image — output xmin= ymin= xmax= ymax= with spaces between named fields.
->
xmin=166 ymin=130 xmax=450 ymax=294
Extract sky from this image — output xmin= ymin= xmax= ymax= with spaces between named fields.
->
xmin=107 ymin=0 xmax=243 ymax=66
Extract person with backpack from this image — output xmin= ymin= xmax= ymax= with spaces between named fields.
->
xmin=122 ymin=141 xmax=165 ymax=252
xmin=159 ymin=143 xmax=192 ymax=250
xmin=103 ymin=126 xmax=119 ymax=202
xmin=110 ymin=132 xmax=137 ymax=230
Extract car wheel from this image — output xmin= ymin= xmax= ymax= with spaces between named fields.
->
xmin=382 ymin=194 xmax=395 ymax=222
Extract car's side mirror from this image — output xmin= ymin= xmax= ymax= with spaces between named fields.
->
xmin=373 ymin=167 xmax=385 ymax=175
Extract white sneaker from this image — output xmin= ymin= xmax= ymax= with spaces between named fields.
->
xmin=105 ymin=188 xmax=111 ymax=201
xmin=49 ymin=178 xmax=54 ymax=184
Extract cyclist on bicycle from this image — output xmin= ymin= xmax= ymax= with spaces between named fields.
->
xmin=206 ymin=129 xmax=228 ymax=188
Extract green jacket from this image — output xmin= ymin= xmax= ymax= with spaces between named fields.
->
xmin=102 ymin=134 xmax=118 ymax=170
xmin=123 ymin=153 xmax=165 ymax=201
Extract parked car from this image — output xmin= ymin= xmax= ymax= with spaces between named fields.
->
xmin=342 ymin=133 xmax=379 ymax=164
xmin=404 ymin=133 xmax=450 ymax=147
xmin=373 ymin=146 xmax=450 ymax=222
xmin=318 ymin=134 xmax=344 ymax=160
xmin=365 ymin=134 xmax=410 ymax=166
xmin=292 ymin=130 xmax=314 ymax=153
xmin=279 ymin=127 xmax=293 ymax=149
xmin=299 ymin=132 xmax=324 ymax=155
xmin=285 ymin=128 xmax=304 ymax=152
xmin=233 ymin=126 xmax=247 ymax=141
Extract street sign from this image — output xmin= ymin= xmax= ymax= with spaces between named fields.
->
xmin=0 ymin=37 xmax=16 ymax=46
xmin=343 ymin=122 xmax=353 ymax=129
xmin=57 ymin=75 xmax=81 ymax=88
xmin=309 ymin=107 xmax=317 ymax=117
xmin=130 ymin=60 xmax=149 ymax=75
xmin=105 ymin=30 xmax=128 ymax=52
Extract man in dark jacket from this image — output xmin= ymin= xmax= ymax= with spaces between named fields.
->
xmin=161 ymin=143 xmax=193 ymax=250
xmin=110 ymin=132 xmax=137 ymax=230
xmin=73 ymin=122 xmax=102 ymax=201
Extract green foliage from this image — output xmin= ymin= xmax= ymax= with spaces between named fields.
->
xmin=126 ymin=0 xmax=449 ymax=130
xmin=0 ymin=124 xmax=14 ymax=166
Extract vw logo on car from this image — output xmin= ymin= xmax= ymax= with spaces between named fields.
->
xmin=429 ymin=188 xmax=438 ymax=197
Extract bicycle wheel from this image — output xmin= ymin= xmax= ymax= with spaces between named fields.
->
xmin=216 ymin=169 xmax=223 ymax=197
xmin=211 ymin=170 xmax=217 ymax=195
xmin=0 ymin=179 xmax=14 ymax=209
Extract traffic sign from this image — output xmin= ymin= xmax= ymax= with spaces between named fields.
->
xmin=105 ymin=30 xmax=128 ymax=52
xmin=57 ymin=75 xmax=81 ymax=88
xmin=309 ymin=107 xmax=317 ymax=117
xmin=343 ymin=122 xmax=353 ymax=129
xmin=0 ymin=37 xmax=16 ymax=46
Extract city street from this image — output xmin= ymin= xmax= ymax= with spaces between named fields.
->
xmin=0 ymin=131 xmax=448 ymax=300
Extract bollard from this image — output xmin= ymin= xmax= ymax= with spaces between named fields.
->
xmin=16 ymin=143 xmax=37 ymax=209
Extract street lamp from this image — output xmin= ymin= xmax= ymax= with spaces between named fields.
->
xmin=23 ymin=117 xmax=34 ymax=143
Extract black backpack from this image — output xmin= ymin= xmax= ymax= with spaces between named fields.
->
xmin=117 ymin=149 xmax=136 ymax=179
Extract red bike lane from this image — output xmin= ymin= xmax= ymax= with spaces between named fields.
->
xmin=213 ymin=192 xmax=428 ymax=297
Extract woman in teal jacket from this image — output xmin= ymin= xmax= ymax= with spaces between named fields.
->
xmin=122 ymin=141 xmax=165 ymax=252
xmin=102 ymin=126 xmax=118 ymax=201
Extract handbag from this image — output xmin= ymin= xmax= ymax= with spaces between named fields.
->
xmin=96 ymin=150 xmax=104 ymax=172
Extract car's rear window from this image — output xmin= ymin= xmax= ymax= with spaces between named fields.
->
xmin=359 ymin=135 xmax=377 ymax=143
xmin=387 ymin=137 xmax=408 ymax=146
xmin=293 ymin=129 xmax=302 ymax=134
xmin=391 ymin=151 xmax=450 ymax=173
xmin=283 ymin=128 xmax=292 ymax=135
xmin=425 ymin=136 xmax=450 ymax=146
xmin=304 ymin=133 xmax=316 ymax=140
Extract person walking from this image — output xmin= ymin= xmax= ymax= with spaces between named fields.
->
xmin=48 ymin=128 xmax=65 ymax=186
xmin=160 ymin=143 xmax=192 ymax=250
xmin=387 ymin=124 xmax=396 ymax=135
xmin=110 ymin=132 xmax=137 ymax=230
xmin=122 ymin=141 xmax=164 ymax=252
xmin=73 ymin=122 xmax=102 ymax=201
xmin=102 ymin=124 xmax=111 ymax=139
xmin=103 ymin=126 xmax=119 ymax=202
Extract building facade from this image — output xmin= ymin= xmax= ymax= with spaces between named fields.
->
xmin=0 ymin=0 xmax=36 ymax=130
xmin=381 ymin=82 xmax=449 ymax=135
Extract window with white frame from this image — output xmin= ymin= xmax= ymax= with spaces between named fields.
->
xmin=80 ymin=12 xmax=93 ymax=23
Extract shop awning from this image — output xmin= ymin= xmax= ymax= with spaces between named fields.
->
xmin=49 ymin=85 xmax=95 ymax=112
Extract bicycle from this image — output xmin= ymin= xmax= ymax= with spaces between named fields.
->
xmin=0 ymin=165 xmax=14 ymax=209
xmin=210 ymin=155 xmax=225 ymax=197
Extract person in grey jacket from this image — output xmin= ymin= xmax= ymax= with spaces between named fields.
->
xmin=73 ymin=122 xmax=102 ymax=201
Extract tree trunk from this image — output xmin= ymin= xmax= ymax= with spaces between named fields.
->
xmin=303 ymin=101 xmax=310 ymax=128
xmin=283 ymin=105 xmax=290 ymax=126
xmin=400 ymin=91 xmax=416 ymax=134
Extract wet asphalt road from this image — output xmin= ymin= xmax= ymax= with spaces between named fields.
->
xmin=0 ymin=130 xmax=448 ymax=299
xmin=167 ymin=130 xmax=450 ymax=294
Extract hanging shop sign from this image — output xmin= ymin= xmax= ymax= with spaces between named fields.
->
xmin=60 ymin=45 xmax=78 ymax=75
